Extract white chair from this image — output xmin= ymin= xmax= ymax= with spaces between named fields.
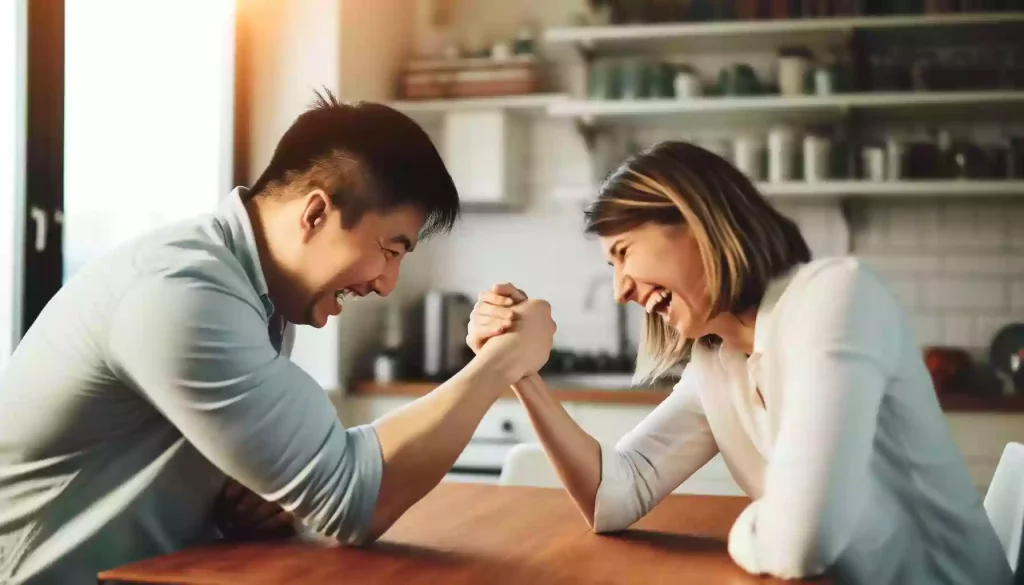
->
xmin=499 ymin=443 xmax=561 ymax=488
xmin=984 ymin=442 xmax=1024 ymax=577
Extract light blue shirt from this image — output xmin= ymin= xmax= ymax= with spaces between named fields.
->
xmin=0 ymin=189 xmax=383 ymax=584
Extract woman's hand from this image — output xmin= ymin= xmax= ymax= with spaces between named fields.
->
xmin=214 ymin=479 xmax=296 ymax=541
xmin=466 ymin=283 xmax=529 ymax=353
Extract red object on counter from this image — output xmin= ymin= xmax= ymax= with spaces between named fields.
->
xmin=923 ymin=346 xmax=972 ymax=395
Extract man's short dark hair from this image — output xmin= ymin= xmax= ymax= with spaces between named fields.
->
xmin=250 ymin=89 xmax=459 ymax=239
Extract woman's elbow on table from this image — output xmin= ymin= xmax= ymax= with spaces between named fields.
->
xmin=727 ymin=502 xmax=832 ymax=580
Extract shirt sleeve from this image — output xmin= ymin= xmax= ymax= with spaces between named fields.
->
xmin=107 ymin=275 xmax=382 ymax=545
xmin=593 ymin=367 xmax=719 ymax=532
xmin=727 ymin=261 xmax=901 ymax=579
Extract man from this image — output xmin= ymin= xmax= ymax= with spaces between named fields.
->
xmin=0 ymin=91 xmax=556 ymax=584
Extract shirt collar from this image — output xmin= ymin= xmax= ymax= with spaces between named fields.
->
xmin=218 ymin=187 xmax=275 ymax=316
xmin=751 ymin=264 xmax=803 ymax=356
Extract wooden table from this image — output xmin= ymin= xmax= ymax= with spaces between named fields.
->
xmin=100 ymin=483 xmax=829 ymax=584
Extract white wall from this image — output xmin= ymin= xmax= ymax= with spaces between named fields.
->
xmin=241 ymin=0 xmax=416 ymax=390
xmin=0 ymin=0 xmax=26 ymax=366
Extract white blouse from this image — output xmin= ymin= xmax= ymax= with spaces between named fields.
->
xmin=593 ymin=257 xmax=1012 ymax=584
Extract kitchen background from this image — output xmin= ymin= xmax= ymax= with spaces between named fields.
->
xmin=267 ymin=0 xmax=1024 ymax=390
xmin=3 ymin=0 xmax=1022 ymax=491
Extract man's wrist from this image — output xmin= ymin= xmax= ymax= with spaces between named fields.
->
xmin=471 ymin=343 xmax=522 ymax=387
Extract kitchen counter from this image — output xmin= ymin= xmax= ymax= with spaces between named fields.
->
xmin=351 ymin=380 xmax=1024 ymax=412
xmin=351 ymin=380 xmax=671 ymax=405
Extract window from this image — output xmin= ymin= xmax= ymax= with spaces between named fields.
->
xmin=63 ymin=0 xmax=235 ymax=278
xmin=0 ymin=0 xmax=26 ymax=363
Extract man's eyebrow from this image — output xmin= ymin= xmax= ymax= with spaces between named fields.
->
xmin=391 ymin=234 xmax=415 ymax=253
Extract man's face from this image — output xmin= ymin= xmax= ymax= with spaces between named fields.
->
xmin=281 ymin=190 xmax=425 ymax=328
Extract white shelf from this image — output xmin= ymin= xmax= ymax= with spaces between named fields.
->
xmin=545 ymin=12 xmax=1024 ymax=55
xmin=389 ymin=93 xmax=570 ymax=121
xmin=555 ymin=181 xmax=1024 ymax=202
xmin=546 ymin=91 xmax=1024 ymax=124
xmin=761 ymin=180 xmax=1024 ymax=199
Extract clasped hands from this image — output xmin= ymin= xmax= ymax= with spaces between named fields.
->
xmin=466 ymin=283 xmax=556 ymax=382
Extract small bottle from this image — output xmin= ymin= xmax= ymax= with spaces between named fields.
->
xmin=733 ymin=134 xmax=765 ymax=181
xmin=885 ymin=136 xmax=905 ymax=181
xmin=803 ymin=131 xmax=832 ymax=183
xmin=374 ymin=301 xmax=404 ymax=384
xmin=768 ymin=126 xmax=797 ymax=183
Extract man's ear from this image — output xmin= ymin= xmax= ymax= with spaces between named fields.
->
xmin=300 ymin=190 xmax=331 ymax=240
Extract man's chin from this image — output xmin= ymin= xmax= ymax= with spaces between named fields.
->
xmin=303 ymin=309 xmax=327 ymax=328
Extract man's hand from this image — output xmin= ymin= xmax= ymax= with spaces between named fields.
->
xmin=214 ymin=479 xmax=296 ymax=541
xmin=468 ymin=283 xmax=555 ymax=380
xmin=467 ymin=283 xmax=529 ymax=353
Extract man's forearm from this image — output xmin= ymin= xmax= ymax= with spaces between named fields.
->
xmin=512 ymin=373 xmax=602 ymax=526
xmin=366 ymin=353 xmax=518 ymax=539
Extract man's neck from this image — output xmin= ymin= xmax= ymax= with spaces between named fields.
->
xmin=244 ymin=197 xmax=284 ymax=306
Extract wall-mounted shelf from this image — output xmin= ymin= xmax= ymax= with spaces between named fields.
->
xmin=547 ymin=91 xmax=1024 ymax=126
xmin=762 ymin=180 xmax=1024 ymax=199
xmin=544 ymin=12 xmax=1024 ymax=55
xmin=389 ymin=93 xmax=570 ymax=122
xmin=554 ymin=180 xmax=1024 ymax=203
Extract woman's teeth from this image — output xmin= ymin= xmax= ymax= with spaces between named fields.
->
xmin=645 ymin=289 xmax=672 ymax=315
xmin=334 ymin=289 xmax=351 ymax=309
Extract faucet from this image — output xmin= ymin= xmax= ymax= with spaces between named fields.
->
xmin=584 ymin=274 xmax=633 ymax=370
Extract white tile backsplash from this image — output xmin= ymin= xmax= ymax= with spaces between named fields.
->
xmin=1012 ymin=280 xmax=1024 ymax=311
xmin=911 ymin=313 xmax=945 ymax=347
xmin=1010 ymin=206 xmax=1024 ymax=250
xmin=943 ymin=315 xmax=976 ymax=348
xmin=402 ymin=117 xmax=1024 ymax=360
xmin=941 ymin=255 xmax=1024 ymax=275
xmin=860 ymin=255 xmax=941 ymax=274
xmin=922 ymin=279 xmax=1007 ymax=311
xmin=849 ymin=198 xmax=1024 ymax=351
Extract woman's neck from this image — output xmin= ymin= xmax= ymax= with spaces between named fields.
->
xmin=708 ymin=308 xmax=758 ymax=356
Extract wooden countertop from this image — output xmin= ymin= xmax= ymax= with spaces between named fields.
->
xmin=99 ymin=483 xmax=829 ymax=584
xmin=352 ymin=380 xmax=672 ymax=405
xmin=351 ymin=381 xmax=1024 ymax=412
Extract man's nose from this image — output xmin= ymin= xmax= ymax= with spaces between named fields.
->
xmin=371 ymin=262 xmax=400 ymax=297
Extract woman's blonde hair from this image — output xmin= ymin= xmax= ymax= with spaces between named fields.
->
xmin=584 ymin=141 xmax=810 ymax=381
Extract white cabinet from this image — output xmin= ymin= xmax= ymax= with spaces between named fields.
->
xmin=441 ymin=109 xmax=525 ymax=208
xmin=946 ymin=413 xmax=1024 ymax=493
xmin=341 ymin=395 xmax=577 ymax=444
xmin=572 ymin=403 xmax=743 ymax=496
xmin=336 ymin=396 xmax=1020 ymax=495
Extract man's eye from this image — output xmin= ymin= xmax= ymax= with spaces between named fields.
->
xmin=383 ymin=248 xmax=400 ymax=260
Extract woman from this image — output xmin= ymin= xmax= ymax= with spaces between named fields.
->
xmin=466 ymin=142 xmax=1011 ymax=584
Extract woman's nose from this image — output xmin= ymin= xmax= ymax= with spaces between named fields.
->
xmin=613 ymin=271 xmax=634 ymax=305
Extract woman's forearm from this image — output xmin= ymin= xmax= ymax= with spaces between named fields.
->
xmin=512 ymin=373 xmax=602 ymax=527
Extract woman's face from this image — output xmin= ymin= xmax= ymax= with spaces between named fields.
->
xmin=600 ymin=222 xmax=710 ymax=339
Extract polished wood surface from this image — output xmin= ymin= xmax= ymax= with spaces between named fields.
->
xmin=351 ymin=380 xmax=1024 ymax=412
xmin=100 ymin=483 xmax=829 ymax=584
xmin=352 ymin=380 xmax=672 ymax=405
